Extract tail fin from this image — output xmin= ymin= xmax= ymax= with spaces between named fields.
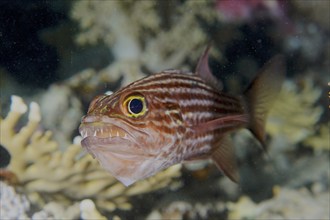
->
xmin=243 ymin=55 xmax=285 ymax=149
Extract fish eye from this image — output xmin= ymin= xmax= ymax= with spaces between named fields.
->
xmin=123 ymin=95 xmax=147 ymax=118
xmin=128 ymin=98 xmax=143 ymax=114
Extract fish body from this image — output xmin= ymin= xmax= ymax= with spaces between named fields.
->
xmin=79 ymin=47 xmax=285 ymax=186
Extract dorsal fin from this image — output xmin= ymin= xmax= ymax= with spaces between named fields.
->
xmin=211 ymin=135 xmax=239 ymax=183
xmin=195 ymin=46 xmax=223 ymax=90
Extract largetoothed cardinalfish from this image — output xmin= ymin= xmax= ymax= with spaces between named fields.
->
xmin=79 ymin=46 xmax=285 ymax=186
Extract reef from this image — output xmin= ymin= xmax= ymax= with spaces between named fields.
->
xmin=69 ymin=0 xmax=217 ymax=96
xmin=266 ymin=77 xmax=326 ymax=151
xmin=0 ymin=95 xmax=181 ymax=218
xmin=0 ymin=181 xmax=30 ymax=219
xmin=71 ymin=1 xmax=216 ymax=69
xmin=227 ymin=185 xmax=329 ymax=219
xmin=146 ymin=184 xmax=329 ymax=220
xmin=0 ymin=181 xmax=105 ymax=219
xmin=1 ymin=0 xmax=329 ymax=219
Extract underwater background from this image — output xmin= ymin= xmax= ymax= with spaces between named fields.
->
xmin=0 ymin=1 xmax=329 ymax=219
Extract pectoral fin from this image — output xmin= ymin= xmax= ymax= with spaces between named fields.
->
xmin=211 ymin=135 xmax=239 ymax=183
xmin=192 ymin=114 xmax=248 ymax=135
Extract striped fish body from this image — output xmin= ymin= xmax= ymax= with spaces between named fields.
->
xmin=79 ymin=48 xmax=285 ymax=186
xmin=129 ymin=71 xmax=245 ymax=159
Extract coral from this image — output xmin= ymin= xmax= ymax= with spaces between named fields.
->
xmin=303 ymin=124 xmax=329 ymax=152
xmin=284 ymin=21 xmax=327 ymax=64
xmin=0 ymin=181 xmax=114 ymax=220
xmin=31 ymin=202 xmax=80 ymax=220
xmin=141 ymin=1 xmax=216 ymax=72
xmin=0 ymin=181 xmax=30 ymax=219
xmin=79 ymin=199 xmax=107 ymax=220
xmin=0 ymin=95 xmax=182 ymax=213
xmin=266 ymin=78 xmax=324 ymax=151
xmin=68 ymin=0 xmax=221 ymax=114
xmin=71 ymin=0 xmax=215 ymax=62
xmin=65 ymin=64 xmax=145 ymax=105
xmin=285 ymin=154 xmax=329 ymax=188
xmin=147 ymin=200 xmax=227 ymax=220
xmin=291 ymin=0 xmax=330 ymax=30
xmin=38 ymin=84 xmax=83 ymax=149
xmin=71 ymin=1 xmax=159 ymax=49
xmin=71 ymin=0 xmax=218 ymax=88
xmin=227 ymin=186 xmax=330 ymax=219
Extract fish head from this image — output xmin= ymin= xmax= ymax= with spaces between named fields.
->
xmin=79 ymin=87 xmax=185 ymax=186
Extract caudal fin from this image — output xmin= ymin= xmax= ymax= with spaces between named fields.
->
xmin=243 ymin=55 xmax=285 ymax=149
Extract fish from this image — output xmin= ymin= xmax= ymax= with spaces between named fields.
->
xmin=79 ymin=46 xmax=285 ymax=186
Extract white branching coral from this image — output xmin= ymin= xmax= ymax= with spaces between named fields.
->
xmin=0 ymin=181 xmax=30 ymax=219
xmin=141 ymin=1 xmax=217 ymax=72
xmin=69 ymin=0 xmax=219 ymax=101
xmin=0 ymin=95 xmax=182 ymax=212
xmin=71 ymin=0 xmax=217 ymax=78
xmin=71 ymin=0 xmax=160 ymax=48
xmin=80 ymin=199 xmax=107 ymax=220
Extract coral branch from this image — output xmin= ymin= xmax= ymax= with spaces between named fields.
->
xmin=0 ymin=95 xmax=181 ymax=212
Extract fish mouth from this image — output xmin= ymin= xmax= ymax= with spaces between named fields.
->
xmin=79 ymin=116 xmax=150 ymax=158
xmin=80 ymin=124 xmax=131 ymax=142
xmin=79 ymin=115 xmax=174 ymax=186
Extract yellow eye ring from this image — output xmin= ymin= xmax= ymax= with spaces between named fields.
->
xmin=123 ymin=95 xmax=147 ymax=118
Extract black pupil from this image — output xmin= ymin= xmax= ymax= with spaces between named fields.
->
xmin=129 ymin=99 xmax=143 ymax=114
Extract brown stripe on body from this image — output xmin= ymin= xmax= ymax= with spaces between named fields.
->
xmin=182 ymin=117 xmax=245 ymax=161
xmin=125 ymin=73 xmax=243 ymax=107
xmin=122 ymin=72 xmax=214 ymax=93
xmin=126 ymin=72 xmax=202 ymax=88
xmin=83 ymin=70 xmax=248 ymax=167
xmin=120 ymin=72 xmax=245 ymax=125
xmin=122 ymin=72 xmax=246 ymax=161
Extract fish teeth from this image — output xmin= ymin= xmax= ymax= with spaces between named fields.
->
xmin=81 ymin=126 xmax=130 ymax=139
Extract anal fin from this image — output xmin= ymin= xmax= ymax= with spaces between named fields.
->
xmin=211 ymin=135 xmax=239 ymax=183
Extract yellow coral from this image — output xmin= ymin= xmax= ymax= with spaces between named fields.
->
xmin=80 ymin=199 xmax=107 ymax=220
xmin=227 ymin=186 xmax=330 ymax=219
xmin=0 ymin=95 xmax=181 ymax=212
xmin=304 ymin=124 xmax=329 ymax=151
xmin=266 ymin=79 xmax=324 ymax=147
xmin=227 ymin=196 xmax=258 ymax=220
